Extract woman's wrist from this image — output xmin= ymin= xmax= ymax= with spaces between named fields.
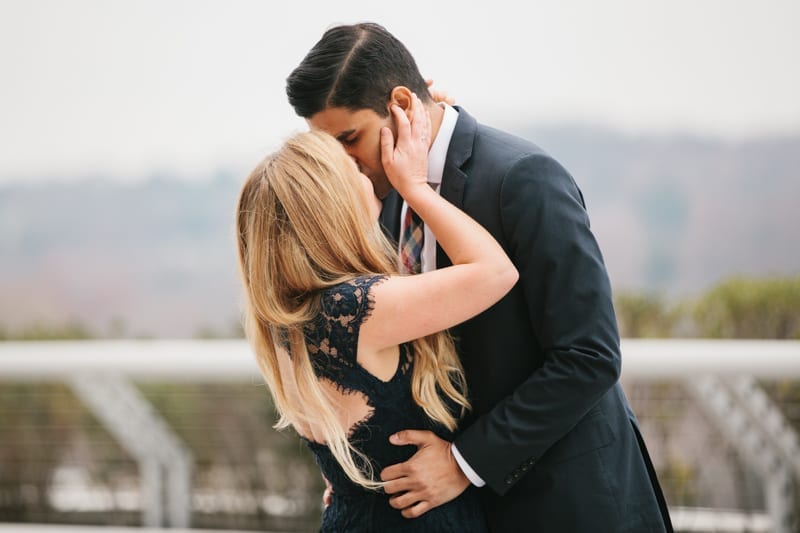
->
xmin=399 ymin=181 xmax=435 ymax=208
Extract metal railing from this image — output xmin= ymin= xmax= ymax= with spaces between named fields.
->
xmin=1 ymin=339 xmax=799 ymax=532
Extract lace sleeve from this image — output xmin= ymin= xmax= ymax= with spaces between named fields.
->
xmin=305 ymin=275 xmax=387 ymax=379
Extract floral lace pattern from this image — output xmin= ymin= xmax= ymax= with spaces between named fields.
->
xmin=300 ymin=275 xmax=488 ymax=532
xmin=305 ymin=275 xmax=398 ymax=392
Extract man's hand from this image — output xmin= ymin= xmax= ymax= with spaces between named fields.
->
xmin=380 ymin=430 xmax=471 ymax=518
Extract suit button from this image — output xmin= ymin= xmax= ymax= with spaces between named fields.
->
xmin=504 ymin=476 xmax=514 ymax=485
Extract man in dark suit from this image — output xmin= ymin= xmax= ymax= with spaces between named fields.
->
xmin=286 ymin=22 xmax=672 ymax=532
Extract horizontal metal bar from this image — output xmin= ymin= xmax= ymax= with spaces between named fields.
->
xmin=620 ymin=339 xmax=800 ymax=378
xmin=0 ymin=339 xmax=799 ymax=381
xmin=0 ymin=340 xmax=258 ymax=381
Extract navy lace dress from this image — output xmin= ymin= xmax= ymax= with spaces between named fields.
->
xmin=300 ymin=275 xmax=488 ymax=532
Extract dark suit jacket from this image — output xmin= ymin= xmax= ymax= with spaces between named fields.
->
xmin=380 ymin=108 xmax=672 ymax=532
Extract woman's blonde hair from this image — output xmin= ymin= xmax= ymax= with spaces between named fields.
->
xmin=236 ymin=130 xmax=469 ymax=489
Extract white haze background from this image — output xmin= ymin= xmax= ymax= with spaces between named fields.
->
xmin=1 ymin=0 xmax=798 ymax=182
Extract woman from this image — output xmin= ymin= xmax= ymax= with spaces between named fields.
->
xmin=236 ymin=95 xmax=517 ymax=531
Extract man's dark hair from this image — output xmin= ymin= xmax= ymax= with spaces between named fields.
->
xmin=286 ymin=23 xmax=431 ymax=118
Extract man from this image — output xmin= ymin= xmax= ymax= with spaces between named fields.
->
xmin=286 ymin=22 xmax=672 ymax=532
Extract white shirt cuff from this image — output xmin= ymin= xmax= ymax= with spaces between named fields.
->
xmin=451 ymin=443 xmax=486 ymax=487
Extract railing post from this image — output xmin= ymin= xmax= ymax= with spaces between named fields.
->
xmin=728 ymin=376 xmax=800 ymax=531
xmin=139 ymin=459 xmax=163 ymax=528
xmin=68 ymin=374 xmax=193 ymax=528
xmin=687 ymin=376 xmax=797 ymax=533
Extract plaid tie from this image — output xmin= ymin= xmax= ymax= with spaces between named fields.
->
xmin=400 ymin=206 xmax=424 ymax=274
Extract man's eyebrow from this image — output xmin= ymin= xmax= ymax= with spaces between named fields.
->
xmin=335 ymin=129 xmax=356 ymax=142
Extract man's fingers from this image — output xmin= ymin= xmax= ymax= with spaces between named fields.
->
xmin=382 ymin=476 xmax=415 ymax=495
xmin=389 ymin=490 xmax=424 ymax=510
xmin=321 ymin=473 xmax=333 ymax=507
xmin=380 ymin=462 xmax=407 ymax=482
xmin=401 ymin=500 xmax=432 ymax=519
xmin=390 ymin=429 xmax=437 ymax=447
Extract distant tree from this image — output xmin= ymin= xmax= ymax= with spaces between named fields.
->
xmin=0 ymin=321 xmax=93 ymax=340
xmin=107 ymin=316 xmax=128 ymax=338
xmin=614 ymin=292 xmax=679 ymax=337
xmin=193 ymin=325 xmax=221 ymax=339
xmin=228 ymin=318 xmax=245 ymax=338
xmin=192 ymin=318 xmax=245 ymax=339
xmin=693 ymin=276 xmax=800 ymax=339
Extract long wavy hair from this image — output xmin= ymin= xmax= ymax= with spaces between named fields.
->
xmin=235 ymin=130 xmax=469 ymax=489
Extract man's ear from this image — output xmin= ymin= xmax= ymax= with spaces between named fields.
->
xmin=388 ymin=86 xmax=414 ymax=119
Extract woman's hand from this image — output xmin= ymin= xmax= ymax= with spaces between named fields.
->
xmin=380 ymin=93 xmax=431 ymax=198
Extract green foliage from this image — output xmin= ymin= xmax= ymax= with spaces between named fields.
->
xmin=616 ymin=275 xmax=800 ymax=339
xmin=0 ymin=322 xmax=93 ymax=341
xmin=614 ymin=292 xmax=677 ymax=338
xmin=693 ymin=276 xmax=800 ymax=339
xmin=659 ymin=459 xmax=698 ymax=507
xmin=192 ymin=319 xmax=245 ymax=339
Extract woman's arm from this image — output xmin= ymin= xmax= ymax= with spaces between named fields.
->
xmin=359 ymin=94 xmax=517 ymax=352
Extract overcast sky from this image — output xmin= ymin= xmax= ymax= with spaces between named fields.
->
xmin=1 ymin=0 xmax=798 ymax=182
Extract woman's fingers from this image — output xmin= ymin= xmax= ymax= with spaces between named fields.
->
xmin=390 ymin=103 xmax=410 ymax=143
xmin=406 ymin=94 xmax=431 ymax=149
xmin=380 ymin=126 xmax=395 ymax=168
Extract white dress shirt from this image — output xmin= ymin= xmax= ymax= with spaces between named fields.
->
xmin=397 ymin=103 xmax=486 ymax=487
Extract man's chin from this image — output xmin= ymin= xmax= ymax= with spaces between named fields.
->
xmin=370 ymin=177 xmax=393 ymax=200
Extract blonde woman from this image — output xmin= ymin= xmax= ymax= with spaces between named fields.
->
xmin=236 ymin=95 xmax=517 ymax=532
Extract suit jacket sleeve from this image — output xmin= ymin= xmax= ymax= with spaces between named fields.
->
xmin=453 ymin=153 xmax=622 ymax=495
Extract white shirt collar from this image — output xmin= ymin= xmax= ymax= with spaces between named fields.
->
xmin=427 ymin=103 xmax=458 ymax=185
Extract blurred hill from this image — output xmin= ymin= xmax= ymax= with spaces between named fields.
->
xmin=523 ymin=125 xmax=800 ymax=292
xmin=1 ymin=126 xmax=798 ymax=337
